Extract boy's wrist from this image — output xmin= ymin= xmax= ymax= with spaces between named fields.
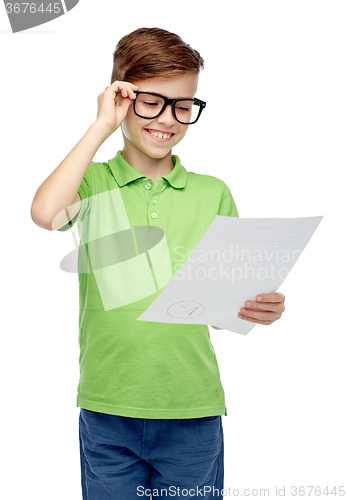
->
xmin=91 ymin=119 xmax=117 ymax=140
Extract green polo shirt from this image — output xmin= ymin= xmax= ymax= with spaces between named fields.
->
xmin=57 ymin=150 xmax=238 ymax=418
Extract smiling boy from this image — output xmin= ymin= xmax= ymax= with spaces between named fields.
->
xmin=31 ymin=27 xmax=285 ymax=499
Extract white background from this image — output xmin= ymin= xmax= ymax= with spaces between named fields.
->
xmin=1 ymin=0 xmax=346 ymax=498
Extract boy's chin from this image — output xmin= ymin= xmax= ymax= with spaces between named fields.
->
xmin=140 ymin=146 xmax=172 ymax=160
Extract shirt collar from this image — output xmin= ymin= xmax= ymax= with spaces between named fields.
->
xmin=108 ymin=150 xmax=187 ymax=189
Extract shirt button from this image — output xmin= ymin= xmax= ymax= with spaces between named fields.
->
xmin=151 ymin=199 xmax=157 ymax=205
xmin=145 ymin=183 xmax=152 ymax=190
xmin=151 ymin=213 xmax=158 ymax=219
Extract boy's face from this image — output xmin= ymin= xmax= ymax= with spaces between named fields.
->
xmin=120 ymin=73 xmax=199 ymax=161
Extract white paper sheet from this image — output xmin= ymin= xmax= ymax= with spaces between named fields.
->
xmin=137 ymin=216 xmax=323 ymax=334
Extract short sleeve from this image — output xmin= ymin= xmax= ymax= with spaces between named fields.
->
xmin=55 ymin=161 xmax=94 ymax=232
xmin=218 ymin=181 xmax=239 ymax=218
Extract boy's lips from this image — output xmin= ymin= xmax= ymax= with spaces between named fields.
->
xmin=144 ymin=128 xmax=175 ymax=142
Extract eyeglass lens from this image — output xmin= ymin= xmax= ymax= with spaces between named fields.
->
xmin=135 ymin=93 xmax=201 ymax=124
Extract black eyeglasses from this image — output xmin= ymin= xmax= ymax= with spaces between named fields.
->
xmin=131 ymin=91 xmax=206 ymax=125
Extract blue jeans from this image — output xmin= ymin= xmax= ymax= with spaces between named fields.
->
xmin=79 ymin=408 xmax=224 ymax=499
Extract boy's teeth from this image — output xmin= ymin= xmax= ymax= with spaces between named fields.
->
xmin=149 ymin=130 xmax=171 ymax=139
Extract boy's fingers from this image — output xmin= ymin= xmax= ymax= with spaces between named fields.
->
xmin=256 ymin=292 xmax=285 ymax=303
xmin=238 ymin=313 xmax=273 ymax=325
xmin=105 ymin=81 xmax=139 ymax=100
xmin=241 ymin=304 xmax=283 ymax=317
xmin=243 ymin=301 xmax=279 ymax=311
xmin=239 ymin=306 xmax=284 ymax=323
xmin=109 ymin=81 xmax=139 ymax=90
xmin=116 ymin=90 xmax=137 ymax=100
xmin=243 ymin=292 xmax=285 ymax=315
xmin=123 ymin=82 xmax=139 ymax=89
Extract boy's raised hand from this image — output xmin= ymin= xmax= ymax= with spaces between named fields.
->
xmin=95 ymin=81 xmax=139 ymax=134
xmin=238 ymin=292 xmax=285 ymax=325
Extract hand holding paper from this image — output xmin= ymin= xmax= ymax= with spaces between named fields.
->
xmin=238 ymin=291 xmax=286 ymax=325
xmin=137 ymin=216 xmax=322 ymax=335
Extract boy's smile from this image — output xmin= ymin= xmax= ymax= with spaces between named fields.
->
xmin=144 ymin=128 xmax=174 ymax=142
xmin=120 ymin=73 xmax=199 ymax=180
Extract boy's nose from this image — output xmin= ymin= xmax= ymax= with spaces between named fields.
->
xmin=157 ymin=105 xmax=176 ymax=127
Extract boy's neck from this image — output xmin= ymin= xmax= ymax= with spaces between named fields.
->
xmin=121 ymin=144 xmax=174 ymax=185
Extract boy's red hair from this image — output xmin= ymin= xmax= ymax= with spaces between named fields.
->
xmin=110 ymin=27 xmax=204 ymax=84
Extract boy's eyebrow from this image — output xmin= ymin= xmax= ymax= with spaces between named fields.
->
xmin=137 ymin=91 xmax=196 ymax=99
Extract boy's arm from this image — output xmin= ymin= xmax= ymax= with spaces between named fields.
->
xmin=30 ymin=121 xmax=113 ymax=231
xmin=30 ymin=81 xmax=138 ymax=231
